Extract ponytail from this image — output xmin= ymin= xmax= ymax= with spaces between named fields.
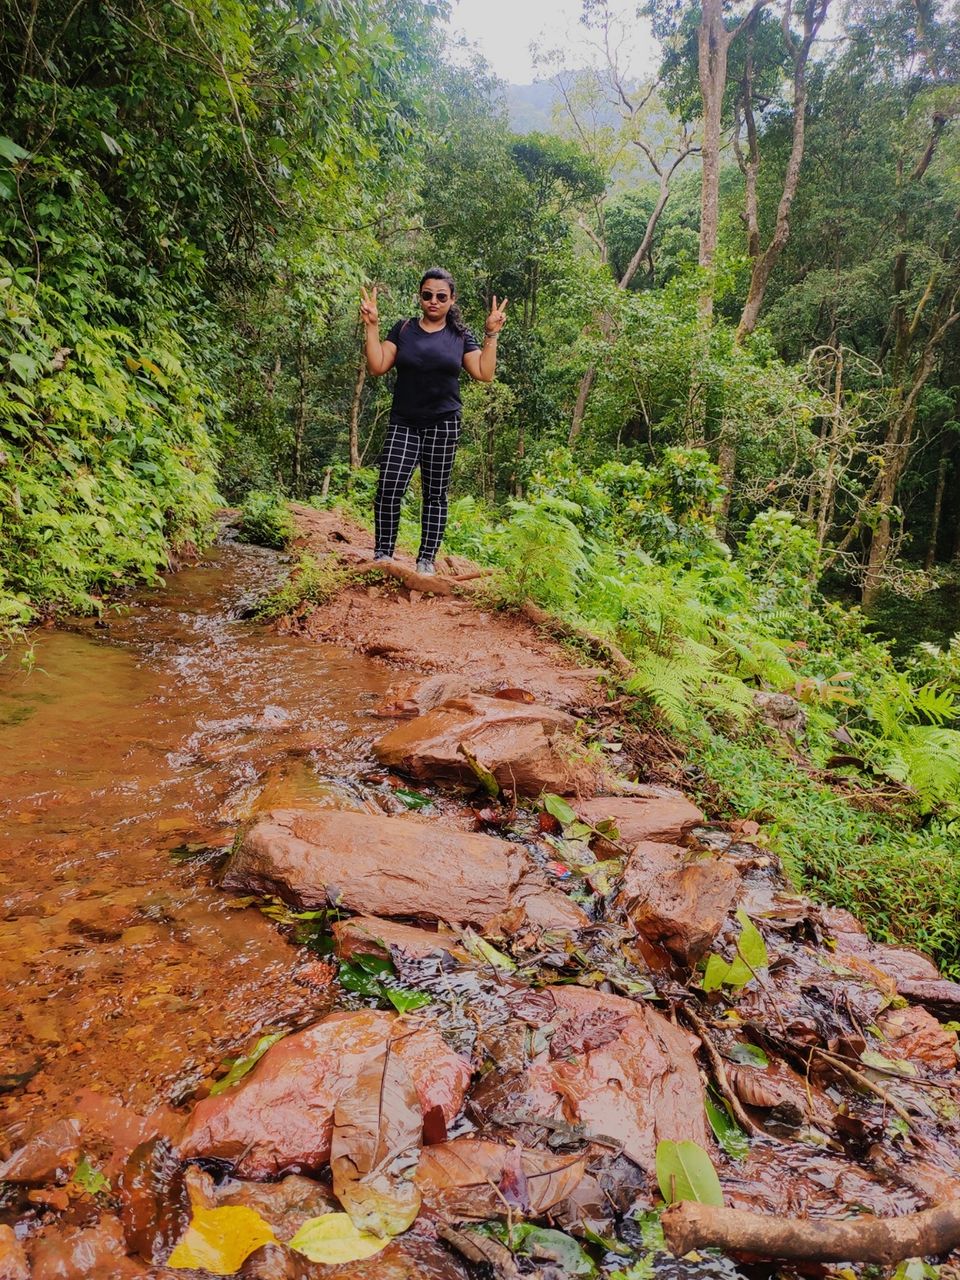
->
xmin=418 ymin=267 xmax=466 ymax=336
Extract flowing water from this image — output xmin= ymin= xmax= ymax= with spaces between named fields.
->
xmin=0 ymin=542 xmax=394 ymax=1144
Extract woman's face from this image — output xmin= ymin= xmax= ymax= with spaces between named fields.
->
xmin=419 ymin=277 xmax=454 ymax=324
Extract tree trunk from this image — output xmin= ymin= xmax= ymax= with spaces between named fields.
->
xmin=697 ymin=0 xmax=729 ymax=320
xmin=291 ymin=337 xmax=307 ymax=497
xmin=736 ymin=0 xmax=829 ymax=341
xmin=925 ymin=444 xmax=949 ymax=570
xmin=348 ymin=351 xmax=366 ymax=469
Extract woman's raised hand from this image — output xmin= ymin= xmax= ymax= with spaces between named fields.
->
xmin=485 ymin=294 xmax=508 ymax=336
xmin=359 ymin=285 xmax=379 ymax=327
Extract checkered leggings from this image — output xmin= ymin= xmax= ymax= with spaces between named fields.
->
xmin=373 ymin=418 xmax=462 ymax=561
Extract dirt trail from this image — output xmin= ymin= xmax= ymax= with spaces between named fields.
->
xmin=2 ymin=516 xmax=960 ymax=1279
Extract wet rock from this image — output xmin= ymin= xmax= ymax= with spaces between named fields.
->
xmin=896 ymin=978 xmax=960 ymax=1021
xmin=30 ymin=1215 xmax=147 ymax=1280
xmin=372 ymin=694 xmax=587 ymax=796
xmin=117 ymin=1137 xmax=188 ymax=1264
xmin=0 ymin=1226 xmax=29 ymax=1280
xmin=416 ymin=1138 xmax=586 ymax=1221
xmin=0 ymin=1117 xmax=81 ymax=1184
xmin=185 ymin=1165 xmax=338 ymax=1240
xmin=385 ymin=674 xmax=474 ymax=714
xmin=722 ymin=1141 xmax=923 ymax=1217
xmin=577 ymin=790 xmax=704 ymax=846
xmin=332 ymin=916 xmax=470 ymax=963
xmin=223 ymin=808 xmax=588 ymax=932
xmin=618 ymin=842 xmax=741 ymax=964
xmin=178 ymin=1009 xmax=471 ymax=1178
xmin=876 ymin=1005 xmax=959 ymax=1072
xmin=486 ymin=985 xmax=707 ymax=1174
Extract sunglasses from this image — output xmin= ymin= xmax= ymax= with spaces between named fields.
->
xmin=420 ymin=290 xmax=449 ymax=302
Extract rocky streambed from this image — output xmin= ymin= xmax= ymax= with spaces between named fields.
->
xmin=2 ymin=522 xmax=960 ymax=1279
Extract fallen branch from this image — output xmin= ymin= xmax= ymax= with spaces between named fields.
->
xmin=518 ymin=600 xmax=634 ymax=678
xmin=662 ymin=1198 xmax=960 ymax=1263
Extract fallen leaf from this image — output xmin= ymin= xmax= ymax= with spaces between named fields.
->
xmin=493 ymin=686 xmax=536 ymax=703
xmin=417 ymin=1138 xmax=585 ymax=1221
xmin=288 ymin=1212 xmax=389 ymax=1264
xmin=550 ymin=1009 xmax=628 ymax=1059
xmin=209 ymin=1032 xmax=286 ymax=1096
xmin=331 ymin=1040 xmax=423 ymax=1237
xmin=166 ymin=1205 xmax=276 ymax=1274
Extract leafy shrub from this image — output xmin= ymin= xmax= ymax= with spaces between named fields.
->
xmin=0 ymin=263 xmax=219 ymax=625
xmin=236 ymin=491 xmax=294 ymax=549
xmin=739 ymin=511 xmax=820 ymax=616
xmin=253 ymin=554 xmax=345 ymax=621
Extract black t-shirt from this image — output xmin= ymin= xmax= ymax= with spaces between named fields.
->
xmin=385 ymin=318 xmax=480 ymax=427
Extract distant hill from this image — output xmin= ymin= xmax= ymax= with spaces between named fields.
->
xmin=505 ymin=80 xmax=564 ymax=133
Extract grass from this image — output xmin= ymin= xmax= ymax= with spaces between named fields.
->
xmin=692 ymin=729 xmax=960 ymax=978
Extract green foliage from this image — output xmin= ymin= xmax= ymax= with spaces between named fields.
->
xmin=253 ymin=554 xmax=345 ymax=622
xmin=740 ymin=511 xmax=820 ymax=615
xmin=338 ymin=952 xmax=431 ymax=1014
xmin=236 ymin=491 xmax=294 ymax=549
xmin=0 ymin=264 xmax=218 ymax=623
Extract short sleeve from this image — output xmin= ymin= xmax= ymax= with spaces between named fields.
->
xmin=462 ymin=328 xmax=480 ymax=355
xmin=385 ymin=320 xmax=404 ymax=345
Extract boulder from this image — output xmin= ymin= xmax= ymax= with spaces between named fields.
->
xmin=0 ymin=1226 xmax=28 ymax=1280
xmin=617 ymin=842 xmax=741 ymax=964
xmin=373 ymin=694 xmax=584 ymax=796
xmin=178 ymin=1010 xmax=471 ymax=1179
xmin=487 ymin=985 xmax=707 ymax=1174
xmin=383 ymin=674 xmax=474 ymax=715
xmin=0 ymin=1118 xmax=81 ymax=1184
xmin=223 ymin=808 xmax=588 ymax=932
xmin=332 ymin=916 xmax=470 ymax=963
xmin=576 ymin=789 xmax=704 ymax=846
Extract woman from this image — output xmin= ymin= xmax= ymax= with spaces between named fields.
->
xmin=359 ymin=267 xmax=507 ymax=575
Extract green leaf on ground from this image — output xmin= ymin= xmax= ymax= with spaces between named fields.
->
xmin=705 ymin=1088 xmax=750 ymax=1159
xmin=71 ymin=1155 xmax=110 ymax=1195
xmin=655 ymin=1139 xmax=724 ymax=1206
xmin=727 ymin=1042 xmax=769 ymax=1068
xmin=394 ymin=786 xmax=433 ymax=810
xmin=735 ymin=909 xmax=768 ymax=970
xmin=209 ymin=1031 xmax=286 ymax=1096
xmin=289 ymin=1213 xmax=389 ymax=1264
xmin=543 ymin=793 xmax=578 ymax=826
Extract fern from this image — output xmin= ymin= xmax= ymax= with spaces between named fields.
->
xmin=898 ymin=727 xmax=960 ymax=813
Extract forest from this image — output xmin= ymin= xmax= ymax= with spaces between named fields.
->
xmin=3 ymin=0 xmax=959 ymax=965
xmin=5 ymin=1 xmax=960 ymax=1276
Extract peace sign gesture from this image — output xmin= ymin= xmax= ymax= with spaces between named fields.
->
xmin=359 ymin=284 xmax=379 ymax=328
xmin=485 ymin=294 xmax=509 ymax=337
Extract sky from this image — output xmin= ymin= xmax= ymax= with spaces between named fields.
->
xmin=444 ymin=0 xmax=657 ymax=86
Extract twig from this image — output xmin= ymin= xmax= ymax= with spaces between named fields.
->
xmin=681 ymin=1006 xmax=771 ymax=1140
xmin=810 ymin=1047 xmax=920 ymax=1130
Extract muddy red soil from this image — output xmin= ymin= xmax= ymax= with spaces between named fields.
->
xmin=1 ymin=518 xmax=960 ymax=1279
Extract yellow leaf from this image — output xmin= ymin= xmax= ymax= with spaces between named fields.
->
xmin=124 ymin=355 xmax=140 ymax=372
xmin=288 ymin=1213 xmax=390 ymax=1264
xmin=167 ymin=1205 xmax=276 ymax=1275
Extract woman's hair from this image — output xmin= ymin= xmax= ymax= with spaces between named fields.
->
xmin=419 ymin=267 xmax=466 ymax=335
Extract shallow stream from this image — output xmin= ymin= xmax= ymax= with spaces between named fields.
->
xmin=0 ymin=542 xmax=393 ymax=1141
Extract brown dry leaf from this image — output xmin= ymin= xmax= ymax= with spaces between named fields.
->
xmin=493 ymin=687 xmax=537 ymax=703
xmin=416 ymin=1138 xmax=585 ymax=1221
xmin=728 ymin=1064 xmax=806 ymax=1116
xmin=331 ymin=1039 xmax=423 ymax=1238
xmin=549 ymin=1009 xmax=628 ymax=1059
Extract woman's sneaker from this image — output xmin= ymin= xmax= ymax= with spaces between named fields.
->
xmin=373 ymin=552 xmax=392 ymax=562
xmin=416 ymin=559 xmax=436 ymax=576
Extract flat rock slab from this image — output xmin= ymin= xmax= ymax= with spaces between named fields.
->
xmin=503 ymin=985 xmax=707 ymax=1174
xmin=617 ymin=841 xmax=741 ymax=964
xmin=178 ymin=1009 xmax=471 ymax=1179
xmin=577 ymin=790 xmax=704 ymax=846
xmin=223 ymin=808 xmax=588 ymax=932
xmin=373 ymin=693 xmax=585 ymax=797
